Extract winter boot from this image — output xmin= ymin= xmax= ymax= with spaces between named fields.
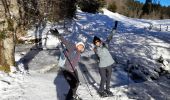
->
xmin=105 ymin=90 xmax=113 ymax=96
xmin=98 ymin=91 xmax=108 ymax=97
xmin=72 ymin=94 xmax=82 ymax=100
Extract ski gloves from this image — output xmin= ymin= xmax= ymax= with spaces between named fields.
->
xmin=50 ymin=28 xmax=61 ymax=38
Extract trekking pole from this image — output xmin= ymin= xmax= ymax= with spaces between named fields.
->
xmin=60 ymin=41 xmax=80 ymax=82
xmin=79 ymin=66 xmax=93 ymax=97
xmin=51 ymin=29 xmax=93 ymax=97
xmin=50 ymin=28 xmax=80 ymax=82
xmin=61 ymin=40 xmax=94 ymax=98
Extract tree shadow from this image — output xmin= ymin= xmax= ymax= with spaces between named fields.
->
xmin=17 ymin=20 xmax=47 ymax=71
xmin=117 ymin=21 xmax=170 ymax=44
xmin=62 ymin=11 xmax=116 ymax=49
xmin=18 ymin=45 xmax=42 ymax=70
xmin=124 ymin=77 xmax=170 ymax=100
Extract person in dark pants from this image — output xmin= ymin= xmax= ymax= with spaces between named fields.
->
xmin=93 ymin=36 xmax=115 ymax=97
xmin=50 ymin=29 xmax=85 ymax=100
xmin=60 ymin=37 xmax=85 ymax=100
xmin=62 ymin=70 xmax=79 ymax=100
xmin=99 ymin=65 xmax=112 ymax=95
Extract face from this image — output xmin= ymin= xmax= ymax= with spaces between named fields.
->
xmin=95 ymin=40 xmax=101 ymax=47
xmin=76 ymin=44 xmax=85 ymax=53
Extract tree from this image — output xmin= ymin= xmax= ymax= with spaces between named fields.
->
xmin=107 ymin=1 xmax=117 ymax=12
xmin=59 ymin=0 xmax=77 ymax=19
xmin=0 ymin=0 xmax=77 ymax=72
xmin=0 ymin=0 xmax=19 ymax=72
xmin=78 ymin=0 xmax=100 ymax=13
xmin=140 ymin=0 xmax=153 ymax=18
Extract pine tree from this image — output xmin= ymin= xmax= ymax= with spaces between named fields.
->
xmin=107 ymin=1 xmax=117 ymax=12
xmin=78 ymin=0 xmax=100 ymax=13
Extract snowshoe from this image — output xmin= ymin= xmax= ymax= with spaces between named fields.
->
xmin=98 ymin=91 xmax=108 ymax=97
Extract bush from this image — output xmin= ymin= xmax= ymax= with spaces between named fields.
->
xmin=107 ymin=2 xmax=117 ymax=12
xmin=78 ymin=0 xmax=100 ymax=13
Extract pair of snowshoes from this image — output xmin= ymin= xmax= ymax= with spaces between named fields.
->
xmin=98 ymin=90 xmax=113 ymax=98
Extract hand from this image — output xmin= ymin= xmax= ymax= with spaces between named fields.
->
xmin=93 ymin=47 xmax=97 ymax=52
xmin=50 ymin=29 xmax=61 ymax=37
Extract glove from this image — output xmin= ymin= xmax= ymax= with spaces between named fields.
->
xmin=50 ymin=28 xmax=61 ymax=37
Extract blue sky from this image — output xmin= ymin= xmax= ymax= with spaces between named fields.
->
xmin=136 ymin=0 xmax=170 ymax=6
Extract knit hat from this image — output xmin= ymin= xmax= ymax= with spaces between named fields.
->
xmin=76 ymin=42 xmax=85 ymax=48
xmin=93 ymin=36 xmax=101 ymax=44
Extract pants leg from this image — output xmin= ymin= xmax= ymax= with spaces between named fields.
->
xmin=63 ymin=70 xmax=79 ymax=100
xmin=99 ymin=67 xmax=107 ymax=91
xmin=106 ymin=65 xmax=112 ymax=90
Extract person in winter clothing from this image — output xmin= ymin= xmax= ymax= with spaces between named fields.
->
xmin=60 ymin=37 xmax=85 ymax=100
xmin=93 ymin=36 xmax=115 ymax=97
xmin=50 ymin=29 xmax=85 ymax=100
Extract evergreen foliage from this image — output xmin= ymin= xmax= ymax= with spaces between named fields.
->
xmin=107 ymin=1 xmax=117 ymax=12
xmin=78 ymin=0 xmax=101 ymax=13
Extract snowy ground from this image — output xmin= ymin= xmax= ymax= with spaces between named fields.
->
xmin=1 ymin=9 xmax=170 ymax=100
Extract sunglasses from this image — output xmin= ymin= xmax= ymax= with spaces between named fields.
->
xmin=95 ymin=40 xmax=100 ymax=43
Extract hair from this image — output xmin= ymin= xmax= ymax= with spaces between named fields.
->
xmin=93 ymin=36 xmax=101 ymax=44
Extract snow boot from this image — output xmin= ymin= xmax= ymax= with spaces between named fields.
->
xmin=105 ymin=90 xmax=113 ymax=96
xmin=72 ymin=94 xmax=82 ymax=100
xmin=98 ymin=91 xmax=108 ymax=97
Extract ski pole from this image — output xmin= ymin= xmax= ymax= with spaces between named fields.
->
xmin=80 ymin=67 xmax=93 ymax=97
xmin=60 ymin=41 xmax=80 ymax=82
xmin=50 ymin=28 xmax=80 ymax=82
xmin=61 ymin=39 xmax=93 ymax=97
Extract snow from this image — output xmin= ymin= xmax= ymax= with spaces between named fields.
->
xmin=1 ymin=8 xmax=170 ymax=100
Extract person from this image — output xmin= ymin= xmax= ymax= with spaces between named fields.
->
xmin=51 ymin=29 xmax=85 ymax=100
xmin=93 ymin=36 xmax=115 ymax=97
xmin=61 ymin=38 xmax=85 ymax=100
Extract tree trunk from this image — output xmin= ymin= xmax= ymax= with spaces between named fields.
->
xmin=0 ymin=31 xmax=15 ymax=72
xmin=0 ymin=0 xmax=19 ymax=72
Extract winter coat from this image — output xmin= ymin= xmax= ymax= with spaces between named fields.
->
xmin=95 ymin=44 xmax=115 ymax=68
xmin=60 ymin=37 xmax=81 ymax=72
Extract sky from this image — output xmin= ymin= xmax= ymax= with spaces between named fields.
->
xmin=136 ymin=0 xmax=170 ymax=6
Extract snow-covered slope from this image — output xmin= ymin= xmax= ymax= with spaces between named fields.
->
xmin=1 ymin=9 xmax=170 ymax=100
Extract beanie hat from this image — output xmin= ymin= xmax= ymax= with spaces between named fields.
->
xmin=93 ymin=36 xmax=101 ymax=44
xmin=76 ymin=42 xmax=85 ymax=48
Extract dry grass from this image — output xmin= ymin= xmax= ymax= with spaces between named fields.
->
xmin=0 ymin=65 xmax=10 ymax=72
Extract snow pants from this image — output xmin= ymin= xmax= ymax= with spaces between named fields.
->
xmin=99 ymin=65 xmax=112 ymax=92
xmin=62 ymin=70 xmax=79 ymax=100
